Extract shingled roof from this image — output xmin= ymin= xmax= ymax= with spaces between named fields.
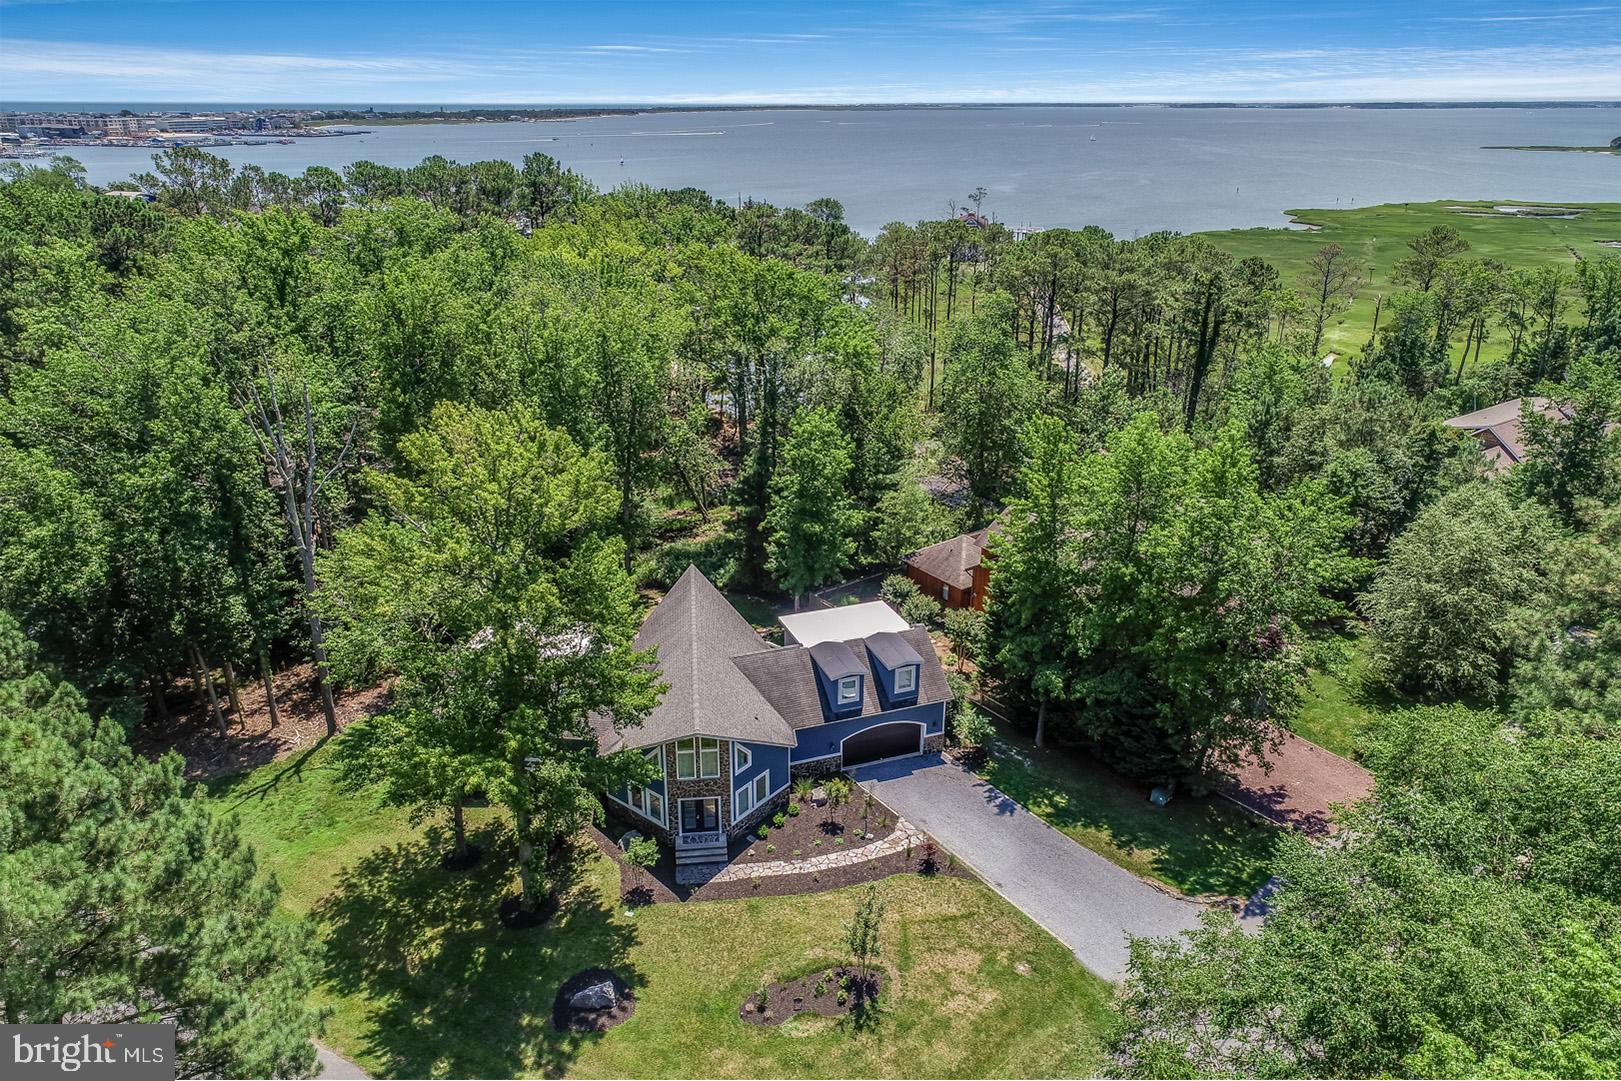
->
xmin=1443 ymin=396 xmax=1570 ymax=474
xmin=903 ymin=526 xmax=993 ymax=591
xmin=590 ymin=565 xmax=795 ymax=753
xmin=731 ymin=627 xmax=951 ymax=730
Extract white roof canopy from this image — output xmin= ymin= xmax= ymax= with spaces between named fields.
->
xmin=778 ymin=602 xmax=909 ymax=647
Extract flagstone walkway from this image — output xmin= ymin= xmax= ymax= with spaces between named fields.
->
xmin=674 ymin=816 xmax=927 ymax=885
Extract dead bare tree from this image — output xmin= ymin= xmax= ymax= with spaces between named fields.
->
xmin=1300 ymin=243 xmax=1366 ymax=359
xmin=242 ymin=367 xmax=358 ymax=736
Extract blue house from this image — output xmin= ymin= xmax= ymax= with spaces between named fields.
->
xmin=590 ymin=565 xmax=950 ymax=864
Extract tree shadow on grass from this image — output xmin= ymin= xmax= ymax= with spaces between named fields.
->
xmin=313 ymin=823 xmax=642 ymax=1079
xmin=206 ymin=736 xmax=331 ymax=807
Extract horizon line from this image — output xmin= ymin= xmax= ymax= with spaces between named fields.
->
xmin=6 ymin=97 xmax=1621 ymax=107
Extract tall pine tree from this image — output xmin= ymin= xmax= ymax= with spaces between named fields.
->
xmin=0 ymin=613 xmax=321 ymax=1077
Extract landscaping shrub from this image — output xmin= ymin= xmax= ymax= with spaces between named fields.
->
xmin=952 ymin=705 xmax=995 ymax=749
xmin=624 ymin=836 xmax=660 ymax=892
xmin=772 ymin=812 xmax=786 ymax=828
xmin=880 ymin=573 xmax=919 ymax=608
xmin=756 ymin=823 xmax=770 ymax=840
xmin=901 ymin=591 xmax=943 ymax=629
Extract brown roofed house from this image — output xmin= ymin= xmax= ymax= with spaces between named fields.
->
xmin=903 ymin=523 xmax=1001 ymax=610
xmin=1443 ymin=395 xmax=1570 ymax=474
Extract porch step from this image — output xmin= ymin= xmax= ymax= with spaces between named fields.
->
xmin=674 ymin=843 xmax=728 ymax=865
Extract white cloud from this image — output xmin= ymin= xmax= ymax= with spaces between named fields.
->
xmin=3 ymin=33 xmax=1618 ymax=103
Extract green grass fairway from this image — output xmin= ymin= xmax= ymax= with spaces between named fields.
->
xmin=975 ymin=722 xmax=1280 ymax=898
xmin=1203 ymin=199 xmax=1621 ymax=363
xmin=208 ymin=740 xmax=1114 ymax=1079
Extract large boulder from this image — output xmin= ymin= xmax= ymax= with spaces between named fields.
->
xmin=570 ymin=981 xmax=618 ymax=1011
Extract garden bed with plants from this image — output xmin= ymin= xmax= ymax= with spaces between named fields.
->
xmin=732 ymin=777 xmax=900 ymax=867
xmin=739 ymin=966 xmax=882 ymax=1026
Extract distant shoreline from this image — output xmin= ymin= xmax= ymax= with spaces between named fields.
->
xmin=1483 ymin=144 xmax=1621 ymax=155
xmin=295 ymin=100 xmax=1621 ymax=128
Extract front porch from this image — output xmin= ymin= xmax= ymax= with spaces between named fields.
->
xmin=672 ymin=793 xmax=728 ymax=865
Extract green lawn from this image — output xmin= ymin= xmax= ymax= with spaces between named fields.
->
xmin=208 ymin=740 xmax=1114 ymax=1079
xmin=1203 ymin=199 xmax=1621 ymax=364
xmin=1292 ymin=631 xmax=1384 ymax=759
xmin=974 ymin=722 xmax=1279 ymax=899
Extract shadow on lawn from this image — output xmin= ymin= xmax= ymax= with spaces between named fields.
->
xmin=207 ymin=736 xmax=331 ymax=807
xmin=314 ymin=823 xmax=642 ymax=1079
xmin=979 ymin=728 xmax=1279 ymax=897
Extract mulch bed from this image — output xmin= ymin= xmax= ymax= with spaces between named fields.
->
xmin=552 ymin=968 xmax=636 ymax=1033
xmin=730 ymin=790 xmax=896 ymax=868
xmin=497 ymin=892 xmax=561 ymax=930
xmin=130 ymin=661 xmax=392 ymax=780
xmin=739 ymin=966 xmax=881 ymax=1026
xmin=588 ymin=816 xmax=971 ymax=906
xmin=1221 ymin=725 xmax=1375 ymax=837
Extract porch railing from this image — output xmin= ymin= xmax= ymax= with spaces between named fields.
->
xmin=676 ymin=830 xmax=724 ymax=847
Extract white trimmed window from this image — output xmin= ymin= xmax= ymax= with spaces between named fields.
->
xmin=735 ymin=771 xmax=772 ymax=817
xmin=674 ymin=736 xmax=722 ymax=780
xmin=837 ymin=676 xmax=860 ymax=704
xmin=618 ymin=783 xmax=665 ymax=827
xmin=734 ymin=743 xmax=752 ymax=772
xmin=895 ymin=665 xmax=917 ymax=694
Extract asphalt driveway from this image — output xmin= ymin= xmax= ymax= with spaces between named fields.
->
xmin=853 ymin=754 xmax=1204 ymax=981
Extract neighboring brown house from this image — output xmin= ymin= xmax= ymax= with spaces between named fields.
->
xmin=1443 ymin=396 xmax=1568 ymax=474
xmin=904 ymin=525 xmax=997 ymax=611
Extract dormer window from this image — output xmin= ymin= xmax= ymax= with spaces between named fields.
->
xmin=863 ymin=630 xmax=925 ymax=706
xmin=809 ymin=640 xmax=866 ymax=718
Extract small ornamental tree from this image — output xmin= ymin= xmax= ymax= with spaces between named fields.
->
xmin=845 ymin=883 xmax=886 ymax=985
xmin=824 ymin=776 xmax=853 ymax=829
xmin=624 ymin=836 xmax=660 ymax=894
xmin=880 ymin=573 xmax=920 ymax=608
xmin=901 ymin=591 xmax=944 ymax=629
xmin=944 ymin=607 xmax=985 ymax=670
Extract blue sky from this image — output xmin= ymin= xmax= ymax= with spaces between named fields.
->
xmin=2 ymin=0 xmax=1619 ymax=103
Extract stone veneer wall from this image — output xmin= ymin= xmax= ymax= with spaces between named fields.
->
xmin=790 ymin=755 xmax=845 ymax=779
xmin=612 ymin=800 xmax=675 ymax=845
xmin=732 ymin=789 xmax=788 ymax=837
xmin=661 ymin=737 xmax=734 ymax=833
xmin=922 ymin=733 xmax=946 ymax=755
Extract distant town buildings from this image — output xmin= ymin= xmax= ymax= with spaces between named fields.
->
xmin=0 ymin=108 xmax=316 ymax=155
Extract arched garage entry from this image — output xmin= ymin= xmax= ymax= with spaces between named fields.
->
xmin=841 ymin=721 xmax=924 ymax=767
